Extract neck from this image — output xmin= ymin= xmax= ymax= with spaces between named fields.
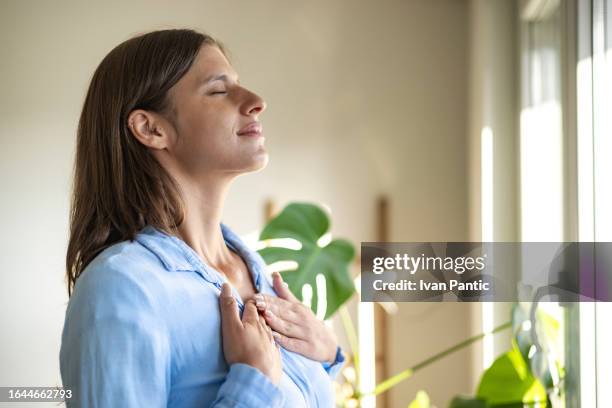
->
xmin=175 ymin=173 xmax=235 ymax=268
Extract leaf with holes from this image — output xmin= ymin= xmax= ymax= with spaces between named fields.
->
xmin=257 ymin=202 xmax=355 ymax=319
xmin=476 ymin=346 xmax=547 ymax=407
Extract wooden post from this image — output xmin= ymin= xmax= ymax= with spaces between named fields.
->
xmin=264 ymin=198 xmax=278 ymax=223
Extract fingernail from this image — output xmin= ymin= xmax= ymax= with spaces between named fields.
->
xmin=273 ymin=271 xmax=283 ymax=281
xmin=271 ymin=331 xmax=280 ymax=339
xmin=282 ymin=282 xmax=289 ymax=289
xmin=256 ymin=300 xmax=266 ymax=308
xmin=253 ymin=294 xmax=264 ymax=302
xmin=265 ymin=309 xmax=274 ymax=318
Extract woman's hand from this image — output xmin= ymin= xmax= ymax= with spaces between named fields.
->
xmin=253 ymin=272 xmax=338 ymax=364
xmin=219 ymin=283 xmax=282 ymax=384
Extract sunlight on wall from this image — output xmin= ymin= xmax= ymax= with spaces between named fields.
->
xmin=576 ymin=58 xmax=594 ymax=243
xmin=255 ymin=237 xmax=302 ymax=251
xmin=520 ymin=101 xmax=564 ymax=241
xmin=480 ymin=126 xmax=494 ymax=370
xmin=595 ymin=44 xmax=612 ymax=404
xmin=302 ymin=284 xmax=313 ymax=309
xmin=592 ymin=3 xmax=612 ymax=402
xmin=315 ymin=274 xmax=328 ymax=321
xmin=358 ymin=300 xmax=376 ymax=408
xmin=576 ymin=54 xmax=597 ymax=408
xmin=317 ymin=232 xmax=332 ymax=247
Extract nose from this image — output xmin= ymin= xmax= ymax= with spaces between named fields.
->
xmin=242 ymin=90 xmax=266 ymax=116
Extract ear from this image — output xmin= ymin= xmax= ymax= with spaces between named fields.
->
xmin=127 ymin=109 xmax=172 ymax=150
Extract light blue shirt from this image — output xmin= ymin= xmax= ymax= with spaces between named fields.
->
xmin=60 ymin=224 xmax=344 ymax=407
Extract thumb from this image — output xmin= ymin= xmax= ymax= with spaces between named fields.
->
xmin=219 ymin=283 xmax=242 ymax=335
xmin=273 ymin=272 xmax=298 ymax=302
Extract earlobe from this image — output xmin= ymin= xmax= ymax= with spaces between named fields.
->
xmin=127 ymin=109 xmax=168 ymax=150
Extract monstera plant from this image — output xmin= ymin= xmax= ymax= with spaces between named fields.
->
xmin=257 ymin=202 xmax=565 ymax=407
xmin=450 ymin=303 xmax=563 ymax=408
xmin=257 ymin=202 xmax=356 ymax=319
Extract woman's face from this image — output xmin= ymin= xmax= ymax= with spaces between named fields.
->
xmin=162 ymin=44 xmax=268 ymax=180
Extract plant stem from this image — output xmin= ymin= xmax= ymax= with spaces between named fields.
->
xmin=369 ymin=321 xmax=512 ymax=396
xmin=340 ymin=305 xmax=360 ymax=372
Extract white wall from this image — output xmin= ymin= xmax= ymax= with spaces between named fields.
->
xmin=0 ymin=1 xmax=471 ymax=406
xmin=467 ymin=0 xmax=519 ymax=391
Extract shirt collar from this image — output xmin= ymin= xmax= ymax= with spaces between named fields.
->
xmin=135 ymin=223 xmax=265 ymax=290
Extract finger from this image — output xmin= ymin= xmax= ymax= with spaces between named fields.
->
xmin=255 ymin=294 xmax=302 ymax=324
xmin=242 ymin=300 xmax=260 ymax=326
xmin=219 ymin=283 xmax=242 ymax=335
xmin=272 ymin=331 xmax=311 ymax=356
xmin=272 ymin=272 xmax=299 ymax=302
xmin=254 ymin=314 xmax=276 ymax=346
xmin=259 ymin=319 xmax=275 ymax=344
xmin=253 ymin=293 xmax=267 ymax=310
xmin=256 ymin=309 xmax=268 ymax=330
xmin=263 ymin=308 xmax=306 ymax=339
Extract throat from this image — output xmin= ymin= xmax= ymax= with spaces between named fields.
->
xmin=217 ymin=250 xmax=257 ymax=301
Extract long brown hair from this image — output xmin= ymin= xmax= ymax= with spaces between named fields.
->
xmin=66 ymin=29 xmax=225 ymax=296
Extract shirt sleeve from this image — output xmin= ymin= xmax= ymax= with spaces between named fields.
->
xmin=60 ymin=273 xmax=172 ymax=408
xmin=211 ymin=363 xmax=285 ymax=407
xmin=322 ymin=346 xmax=346 ymax=380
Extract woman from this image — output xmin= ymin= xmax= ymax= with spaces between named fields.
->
xmin=60 ymin=29 xmax=344 ymax=407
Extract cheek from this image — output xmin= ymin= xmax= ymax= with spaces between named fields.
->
xmin=182 ymin=111 xmax=234 ymax=152
xmin=175 ymin=116 xmax=244 ymax=171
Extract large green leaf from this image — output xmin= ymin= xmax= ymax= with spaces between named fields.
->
xmin=512 ymin=303 xmax=534 ymax=364
xmin=476 ymin=347 xmax=547 ymax=407
xmin=258 ymin=202 xmax=355 ymax=319
xmin=448 ymin=396 xmax=487 ymax=408
xmin=511 ymin=303 xmax=562 ymax=393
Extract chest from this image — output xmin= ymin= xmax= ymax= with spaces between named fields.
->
xmin=162 ymin=272 xmax=336 ymax=408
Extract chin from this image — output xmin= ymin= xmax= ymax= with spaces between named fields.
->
xmin=250 ymin=151 xmax=269 ymax=172
xmin=240 ymin=150 xmax=269 ymax=174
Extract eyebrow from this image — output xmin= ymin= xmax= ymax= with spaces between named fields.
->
xmin=201 ymin=73 xmax=240 ymax=86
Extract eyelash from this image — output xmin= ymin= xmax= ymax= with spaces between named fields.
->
xmin=211 ymin=91 xmax=227 ymax=95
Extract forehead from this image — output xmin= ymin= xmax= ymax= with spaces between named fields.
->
xmin=191 ymin=44 xmax=236 ymax=83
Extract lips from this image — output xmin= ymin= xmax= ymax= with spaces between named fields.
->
xmin=237 ymin=121 xmax=262 ymax=136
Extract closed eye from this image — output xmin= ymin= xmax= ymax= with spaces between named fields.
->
xmin=210 ymin=91 xmax=227 ymax=95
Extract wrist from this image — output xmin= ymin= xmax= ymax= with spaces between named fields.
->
xmin=254 ymin=358 xmax=281 ymax=385
xmin=323 ymin=329 xmax=339 ymax=363
xmin=250 ymin=363 xmax=280 ymax=385
xmin=324 ymin=344 xmax=339 ymax=364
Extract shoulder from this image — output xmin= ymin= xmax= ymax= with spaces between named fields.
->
xmin=68 ymin=239 xmax=169 ymax=321
xmin=60 ymin=240 xmax=174 ymax=400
